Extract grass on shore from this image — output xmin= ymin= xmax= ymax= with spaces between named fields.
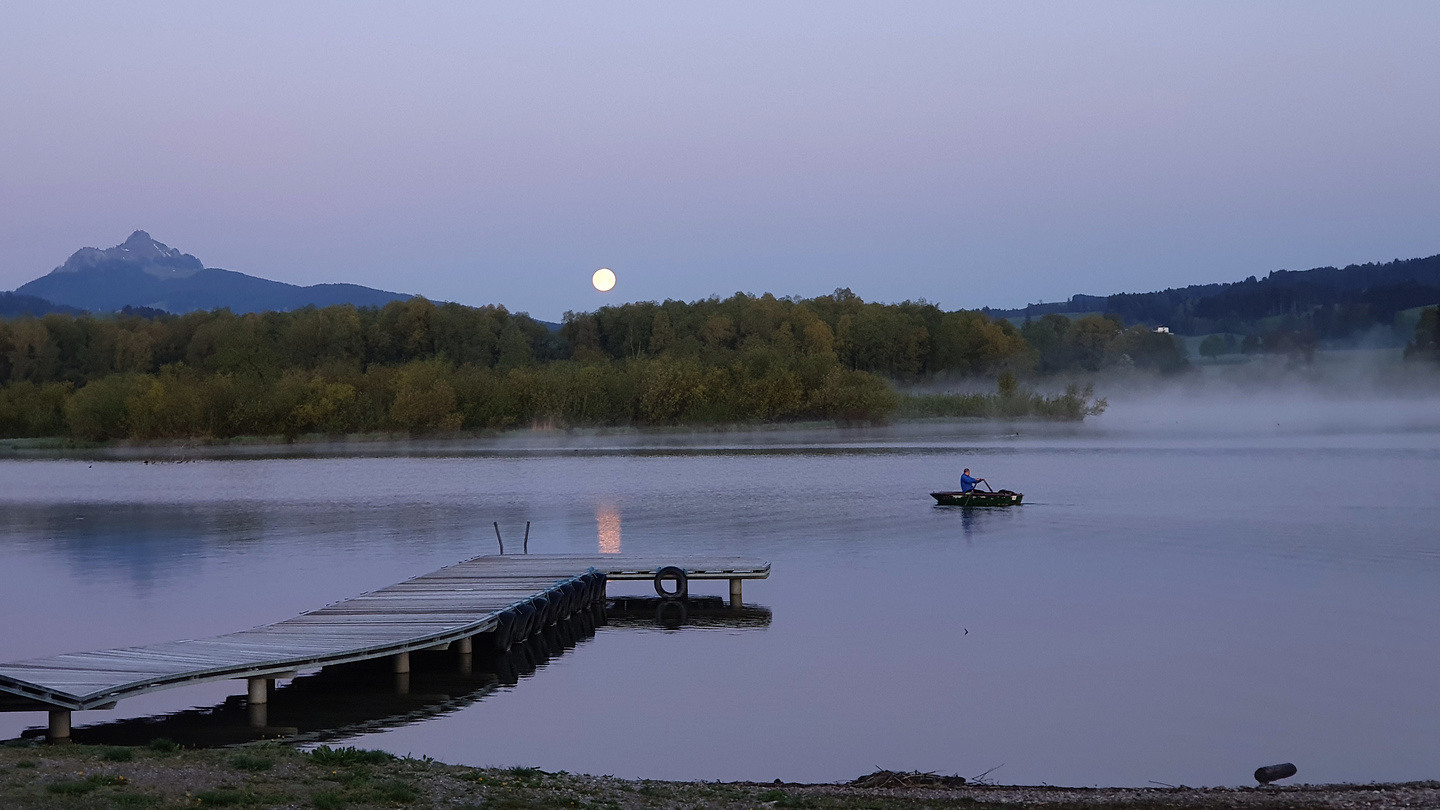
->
xmin=2 ymin=741 xmax=1435 ymax=810
xmin=897 ymin=383 xmax=1106 ymax=421
xmin=0 ymin=742 xmax=979 ymax=810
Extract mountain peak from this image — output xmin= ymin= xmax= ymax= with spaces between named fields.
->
xmin=52 ymin=231 xmax=204 ymax=279
xmin=16 ymin=231 xmax=413 ymax=314
xmin=122 ymin=229 xmax=156 ymax=249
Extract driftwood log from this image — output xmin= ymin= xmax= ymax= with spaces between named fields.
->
xmin=1255 ymin=763 xmax=1298 ymax=785
xmin=850 ymin=770 xmax=968 ymax=788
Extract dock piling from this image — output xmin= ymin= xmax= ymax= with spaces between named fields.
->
xmin=246 ymin=677 xmax=270 ymax=728
xmin=729 ymin=578 xmax=743 ymax=608
xmin=47 ymin=709 xmax=70 ymax=742
xmin=247 ymin=677 xmax=269 ymax=706
xmin=457 ymin=636 xmax=474 ymax=674
xmin=394 ymin=652 xmax=411 ymax=694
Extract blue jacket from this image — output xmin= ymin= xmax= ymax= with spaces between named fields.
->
xmin=960 ymin=473 xmax=980 ymax=492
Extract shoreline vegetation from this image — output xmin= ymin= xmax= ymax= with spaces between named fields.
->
xmin=0 ymin=372 xmax=1104 ymax=445
xmin=0 ymin=386 xmax=1107 ymax=451
xmin=0 ymin=294 xmax=1123 ymax=442
xmin=899 ymin=381 xmax=1105 ymax=421
xmin=0 ymin=394 xmax=1098 ymax=455
xmin=0 ymin=744 xmax=1435 ymax=810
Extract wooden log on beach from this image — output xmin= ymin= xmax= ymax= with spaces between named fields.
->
xmin=1254 ymin=763 xmax=1297 ymax=784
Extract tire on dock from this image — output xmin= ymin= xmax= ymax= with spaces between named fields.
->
xmin=550 ymin=585 xmax=572 ymax=619
xmin=561 ymin=580 xmax=583 ymax=615
xmin=654 ymin=565 xmax=688 ymax=600
xmin=491 ymin=611 xmax=517 ymax=652
xmin=536 ymin=593 xmax=559 ymax=627
xmin=513 ymin=602 xmax=538 ymax=641
xmin=579 ymin=572 xmax=601 ymax=604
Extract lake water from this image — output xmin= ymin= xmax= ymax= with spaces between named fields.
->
xmin=1 ymin=399 xmax=1437 ymax=787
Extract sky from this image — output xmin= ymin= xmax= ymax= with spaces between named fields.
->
xmin=1 ymin=2 xmax=1438 ymax=321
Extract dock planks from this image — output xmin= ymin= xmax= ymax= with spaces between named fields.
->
xmin=0 ymin=554 xmax=768 ymax=712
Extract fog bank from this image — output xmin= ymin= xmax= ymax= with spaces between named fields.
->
xmin=1085 ymin=349 xmax=1440 ymax=439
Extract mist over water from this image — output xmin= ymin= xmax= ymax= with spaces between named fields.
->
xmin=0 ymin=377 xmax=1436 ymax=787
xmin=1036 ymin=350 xmax=1440 ymax=440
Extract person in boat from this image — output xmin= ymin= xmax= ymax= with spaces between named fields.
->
xmin=960 ymin=468 xmax=987 ymax=492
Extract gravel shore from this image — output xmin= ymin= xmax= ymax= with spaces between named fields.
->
xmin=2 ymin=742 xmax=1435 ymax=809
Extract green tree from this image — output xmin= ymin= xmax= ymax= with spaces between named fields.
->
xmin=638 ymin=359 xmax=704 ymax=423
xmin=650 ymin=310 xmax=676 ymax=354
xmin=125 ymin=371 xmax=207 ymax=439
xmin=4 ymin=319 xmax=60 ymax=383
xmin=997 ymin=371 xmax=1019 ymax=398
xmin=289 ymin=377 xmax=360 ymax=435
xmin=389 ymin=362 xmax=462 ymax=432
xmin=495 ymin=321 xmax=534 ymax=369
xmin=0 ymin=381 xmax=71 ymax=437
xmin=1019 ymin=314 xmax=1070 ymax=373
xmin=1405 ymin=307 xmax=1439 ymax=360
xmin=1065 ymin=315 xmax=1121 ymax=372
xmin=65 ymin=374 xmax=144 ymax=440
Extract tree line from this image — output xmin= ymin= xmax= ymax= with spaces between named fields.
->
xmin=0 ymin=292 xmax=1140 ymax=440
xmin=989 ymin=254 xmax=1440 ymax=340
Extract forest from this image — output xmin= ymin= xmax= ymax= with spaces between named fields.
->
xmin=987 ymin=254 xmax=1440 ymax=340
xmin=0 ymin=291 xmax=1158 ymax=441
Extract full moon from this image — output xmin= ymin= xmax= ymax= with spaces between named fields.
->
xmin=592 ymin=267 xmax=616 ymax=292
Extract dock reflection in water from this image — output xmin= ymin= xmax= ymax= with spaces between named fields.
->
xmin=605 ymin=596 xmax=773 ymax=630
xmin=23 ymin=599 xmax=772 ymax=748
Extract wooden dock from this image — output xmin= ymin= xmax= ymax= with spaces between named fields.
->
xmin=0 ymin=553 xmax=768 ymax=741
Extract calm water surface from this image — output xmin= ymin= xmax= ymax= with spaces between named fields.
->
xmin=0 ymin=410 xmax=1437 ymax=787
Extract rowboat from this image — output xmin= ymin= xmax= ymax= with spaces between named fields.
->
xmin=930 ymin=489 xmax=1023 ymax=507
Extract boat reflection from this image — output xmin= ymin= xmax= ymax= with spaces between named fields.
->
xmin=22 ymin=599 xmax=771 ymax=747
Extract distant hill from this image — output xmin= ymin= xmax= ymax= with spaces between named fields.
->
xmin=984 ymin=253 xmax=1440 ymax=338
xmin=0 ymin=292 xmax=83 ymax=318
xmin=11 ymin=231 xmax=412 ymax=315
